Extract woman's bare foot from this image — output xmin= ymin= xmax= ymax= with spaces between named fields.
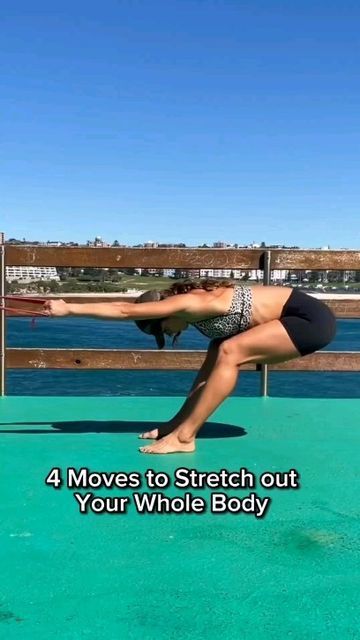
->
xmin=138 ymin=423 xmax=176 ymax=440
xmin=139 ymin=432 xmax=195 ymax=455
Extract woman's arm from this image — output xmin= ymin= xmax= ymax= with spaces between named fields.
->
xmin=43 ymin=293 xmax=206 ymax=320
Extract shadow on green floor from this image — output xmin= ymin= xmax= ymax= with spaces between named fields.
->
xmin=0 ymin=420 xmax=247 ymax=438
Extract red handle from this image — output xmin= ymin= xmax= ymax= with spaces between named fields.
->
xmin=1 ymin=295 xmax=47 ymax=305
xmin=0 ymin=305 xmax=48 ymax=316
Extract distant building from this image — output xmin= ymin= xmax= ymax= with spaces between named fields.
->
xmin=200 ymin=269 xmax=245 ymax=279
xmin=185 ymin=269 xmax=201 ymax=278
xmin=272 ymin=269 xmax=289 ymax=282
xmin=158 ymin=243 xmax=186 ymax=248
xmin=86 ymin=236 xmax=110 ymax=247
xmin=146 ymin=269 xmax=162 ymax=275
xmin=248 ymin=269 xmax=289 ymax=282
xmin=6 ymin=266 xmax=60 ymax=283
xmin=248 ymin=270 xmax=263 ymax=281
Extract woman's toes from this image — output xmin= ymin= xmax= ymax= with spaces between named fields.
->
xmin=138 ymin=429 xmax=159 ymax=439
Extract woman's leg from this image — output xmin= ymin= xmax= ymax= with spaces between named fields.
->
xmin=139 ymin=320 xmax=301 ymax=454
xmin=139 ymin=339 xmax=222 ymax=439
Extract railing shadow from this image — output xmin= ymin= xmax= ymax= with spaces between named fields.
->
xmin=0 ymin=420 xmax=247 ymax=438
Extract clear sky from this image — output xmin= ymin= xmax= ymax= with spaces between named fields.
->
xmin=1 ymin=0 xmax=359 ymax=248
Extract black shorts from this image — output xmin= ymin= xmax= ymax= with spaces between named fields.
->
xmin=279 ymin=289 xmax=336 ymax=356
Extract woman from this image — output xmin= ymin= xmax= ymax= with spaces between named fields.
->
xmin=44 ymin=279 xmax=336 ymax=455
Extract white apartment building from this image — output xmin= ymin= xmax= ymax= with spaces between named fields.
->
xmin=6 ymin=266 xmax=60 ymax=283
xmin=200 ymin=269 xmax=245 ymax=279
xmin=200 ymin=269 xmax=288 ymax=281
xmin=135 ymin=267 xmax=290 ymax=281
xmin=248 ymin=269 xmax=289 ymax=281
xmin=271 ymin=269 xmax=289 ymax=282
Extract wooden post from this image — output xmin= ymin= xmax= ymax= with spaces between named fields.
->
xmin=260 ymin=250 xmax=272 ymax=397
xmin=0 ymin=232 xmax=5 ymax=395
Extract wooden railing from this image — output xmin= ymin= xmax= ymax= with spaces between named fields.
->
xmin=1 ymin=239 xmax=359 ymax=396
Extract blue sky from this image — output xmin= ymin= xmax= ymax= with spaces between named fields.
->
xmin=1 ymin=0 xmax=359 ymax=248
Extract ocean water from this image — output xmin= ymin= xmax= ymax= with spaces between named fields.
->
xmin=6 ymin=317 xmax=360 ymax=398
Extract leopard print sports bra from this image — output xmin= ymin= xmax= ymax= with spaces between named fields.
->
xmin=190 ymin=285 xmax=253 ymax=339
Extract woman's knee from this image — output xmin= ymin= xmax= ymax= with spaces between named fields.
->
xmin=217 ymin=339 xmax=248 ymax=365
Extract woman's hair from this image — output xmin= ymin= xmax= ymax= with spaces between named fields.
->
xmin=160 ymin=278 xmax=235 ymax=347
xmin=162 ymin=277 xmax=234 ymax=297
xmin=135 ymin=278 xmax=234 ymax=348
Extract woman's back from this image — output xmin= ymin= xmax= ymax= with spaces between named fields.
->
xmin=187 ymin=284 xmax=293 ymax=337
xmin=183 ymin=283 xmax=292 ymax=321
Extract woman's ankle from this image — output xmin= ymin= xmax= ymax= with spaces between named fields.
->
xmin=173 ymin=426 xmax=196 ymax=444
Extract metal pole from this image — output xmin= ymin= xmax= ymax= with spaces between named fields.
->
xmin=0 ymin=232 xmax=5 ymax=396
xmin=260 ymin=250 xmax=271 ymax=396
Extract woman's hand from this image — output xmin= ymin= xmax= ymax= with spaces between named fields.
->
xmin=43 ymin=299 xmax=70 ymax=317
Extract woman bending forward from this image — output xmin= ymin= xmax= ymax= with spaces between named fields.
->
xmin=44 ymin=279 xmax=336 ymax=455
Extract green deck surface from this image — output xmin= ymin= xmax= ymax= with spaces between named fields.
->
xmin=0 ymin=396 xmax=359 ymax=639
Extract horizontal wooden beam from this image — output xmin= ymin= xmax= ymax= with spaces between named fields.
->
xmin=271 ymin=250 xmax=360 ymax=270
xmin=6 ymin=348 xmax=219 ymax=370
xmin=6 ymin=246 xmax=360 ymax=270
xmin=6 ymin=246 xmax=264 ymax=269
xmin=5 ymin=295 xmax=360 ymax=318
xmin=269 ymin=351 xmax=360 ymax=371
xmin=6 ymin=349 xmax=360 ymax=371
xmin=326 ymin=298 xmax=360 ymax=318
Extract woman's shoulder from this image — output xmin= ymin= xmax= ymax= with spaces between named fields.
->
xmin=182 ymin=286 xmax=235 ymax=317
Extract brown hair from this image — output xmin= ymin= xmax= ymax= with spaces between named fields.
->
xmin=160 ymin=278 xmax=234 ymax=347
xmin=162 ymin=277 xmax=234 ymax=297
